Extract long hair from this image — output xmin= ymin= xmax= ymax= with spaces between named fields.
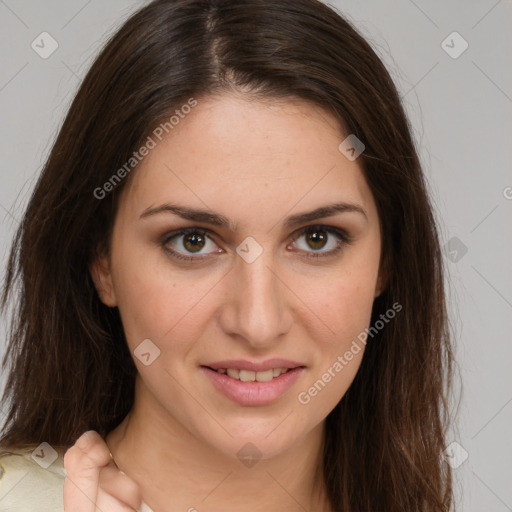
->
xmin=0 ymin=0 xmax=454 ymax=509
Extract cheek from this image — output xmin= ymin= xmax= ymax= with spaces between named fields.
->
xmin=115 ymin=275 xmax=204 ymax=346
xmin=315 ymin=267 xmax=378 ymax=344
xmin=321 ymin=279 xmax=373 ymax=319
xmin=295 ymin=275 xmax=375 ymax=416
xmin=300 ymin=256 xmax=378 ymax=397
xmin=109 ymin=237 xmax=213 ymax=349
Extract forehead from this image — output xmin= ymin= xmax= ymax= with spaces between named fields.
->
xmin=118 ymin=94 xmax=377 ymax=224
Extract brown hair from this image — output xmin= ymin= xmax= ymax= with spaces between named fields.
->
xmin=0 ymin=0 xmax=454 ymax=509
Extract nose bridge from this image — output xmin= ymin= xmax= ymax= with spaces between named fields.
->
xmin=223 ymin=242 xmax=291 ymax=346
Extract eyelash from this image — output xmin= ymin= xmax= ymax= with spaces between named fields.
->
xmin=161 ymin=225 xmax=351 ymax=262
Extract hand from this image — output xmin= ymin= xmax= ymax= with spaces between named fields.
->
xmin=63 ymin=430 xmax=143 ymax=511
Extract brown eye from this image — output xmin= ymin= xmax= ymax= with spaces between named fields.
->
xmin=291 ymin=225 xmax=349 ymax=259
xmin=304 ymin=229 xmax=328 ymax=250
xmin=182 ymin=231 xmax=206 ymax=253
xmin=162 ymin=228 xmax=222 ymax=261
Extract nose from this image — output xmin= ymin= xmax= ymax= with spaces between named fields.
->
xmin=218 ymin=247 xmax=293 ymax=348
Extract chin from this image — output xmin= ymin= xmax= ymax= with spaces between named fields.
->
xmin=198 ymin=419 xmax=307 ymax=463
xmin=226 ymin=438 xmax=292 ymax=464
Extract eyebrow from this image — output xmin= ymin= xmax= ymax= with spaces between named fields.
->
xmin=139 ymin=201 xmax=367 ymax=230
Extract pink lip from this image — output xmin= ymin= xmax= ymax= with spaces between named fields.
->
xmin=204 ymin=358 xmax=304 ymax=372
xmin=201 ymin=366 xmax=305 ymax=406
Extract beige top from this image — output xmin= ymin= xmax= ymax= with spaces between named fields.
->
xmin=0 ymin=446 xmax=153 ymax=511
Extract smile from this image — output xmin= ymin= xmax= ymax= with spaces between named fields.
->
xmin=212 ymin=367 xmax=291 ymax=382
xmin=200 ymin=365 xmax=305 ymax=406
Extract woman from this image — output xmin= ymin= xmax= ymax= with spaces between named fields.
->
xmin=0 ymin=0 xmax=454 ymax=510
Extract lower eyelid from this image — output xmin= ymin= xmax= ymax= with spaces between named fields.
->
xmin=300 ymin=240 xmax=345 ymax=259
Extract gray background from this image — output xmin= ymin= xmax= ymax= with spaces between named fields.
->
xmin=1 ymin=1 xmax=511 ymax=510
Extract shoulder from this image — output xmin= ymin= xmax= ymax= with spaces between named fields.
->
xmin=0 ymin=444 xmax=66 ymax=512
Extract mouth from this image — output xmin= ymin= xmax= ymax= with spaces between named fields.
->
xmin=203 ymin=366 xmax=294 ymax=382
xmin=200 ymin=359 xmax=306 ymax=406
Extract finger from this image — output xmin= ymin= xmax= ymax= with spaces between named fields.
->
xmin=63 ymin=431 xmax=111 ymax=512
xmin=99 ymin=462 xmax=143 ymax=511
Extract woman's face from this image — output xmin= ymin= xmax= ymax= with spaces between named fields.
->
xmin=91 ymin=93 xmax=384 ymax=460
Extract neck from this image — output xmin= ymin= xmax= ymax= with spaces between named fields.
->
xmin=106 ymin=376 xmax=332 ymax=512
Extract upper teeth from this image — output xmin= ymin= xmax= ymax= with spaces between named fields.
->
xmin=216 ymin=368 xmax=290 ymax=382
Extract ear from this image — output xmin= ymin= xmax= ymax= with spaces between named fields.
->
xmin=374 ymin=261 xmax=388 ymax=298
xmin=89 ymin=251 xmax=118 ymax=307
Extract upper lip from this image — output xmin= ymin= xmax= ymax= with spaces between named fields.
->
xmin=203 ymin=359 xmax=305 ymax=372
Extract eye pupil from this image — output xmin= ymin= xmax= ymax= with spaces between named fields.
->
xmin=184 ymin=232 xmax=205 ymax=252
xmin=306 ymin=230 xmax=327 ymax=250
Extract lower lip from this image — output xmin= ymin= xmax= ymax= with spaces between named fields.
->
xmin=201 ymin=366 xmax=305 ymax=406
